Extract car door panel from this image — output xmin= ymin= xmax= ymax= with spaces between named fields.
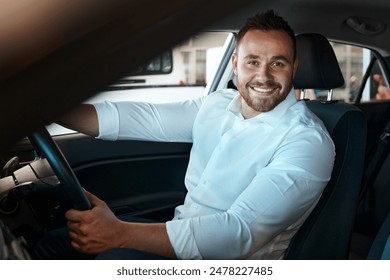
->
xmin=6 ymin=133 xmax=191 ymax=222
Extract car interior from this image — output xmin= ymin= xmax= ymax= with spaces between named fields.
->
xmin=284 ymin=33 xmax=366 ymax=259
xmin=0 ymin=0 xmax=390 ymax=260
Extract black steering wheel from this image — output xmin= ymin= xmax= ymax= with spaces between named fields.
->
xmin=28 ymin=127 xmax=91 ymax=211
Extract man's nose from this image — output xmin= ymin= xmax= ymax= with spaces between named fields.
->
xmin=255 ymin=64 xmax=271 ymax=80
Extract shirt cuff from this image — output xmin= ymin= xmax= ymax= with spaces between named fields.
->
xmin=166 ymin=219 xmax=203 ymax=260
xmin=93 ymin=101 xmax=120 ymax=140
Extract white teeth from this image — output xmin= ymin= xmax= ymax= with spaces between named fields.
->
xmin=252 ymin=86 xmax=273 ymax=93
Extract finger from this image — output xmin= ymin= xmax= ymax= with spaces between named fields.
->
xmin=65 ymin=208 xmax=85 ymax=222
xmin=68 ymin=234 xmax=97 ymax=255
xmin=83 ymin=190 xmax=106 ymax=207
xmin=70 ymin=239 xmax=95 ymax=255
xmin=70 ymin=239 xmax=81 ymax=251
xmin=376 ymin=92 xmax=385 ymax=100
xmin=69 ymin=233 xmax=87 ymax=251
xmin=67 ymin=220 xmax=77 ymax=229
xmin=68 ymin=229 xmax=81 ymax=240
xmin=67 ymin=220 xmax=82 ymax=233
xmin=373 ymin=74 xmax=384 ymax=86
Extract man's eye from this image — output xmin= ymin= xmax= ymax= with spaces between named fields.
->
xmin=248 ymin=60 xmax=259 ymax=66
xmin=271 ymin=61 xmax=285 ymax=68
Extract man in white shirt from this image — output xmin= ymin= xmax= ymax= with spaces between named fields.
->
xmin=34 ymin=10 xmax=334 ymax=260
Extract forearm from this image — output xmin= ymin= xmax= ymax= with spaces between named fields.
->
xmin=57 ymin=104 xmax=99 ymax=137
xmin=66 ymin=191 xmax=177 ymax=259
xmin=118 ymin=221 xmax=177 ymax=259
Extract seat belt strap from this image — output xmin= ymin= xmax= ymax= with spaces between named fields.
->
xmin=367 ymin=119 xmax=390 ymax=181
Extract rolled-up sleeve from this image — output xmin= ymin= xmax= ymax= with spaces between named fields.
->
xmin=94 ymin=101 xmax=121 ymax=140
xmin=93 ymin=98 xmax=204 ymax=142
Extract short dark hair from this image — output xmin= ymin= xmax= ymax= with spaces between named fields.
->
xmin=236 ymin=10 xmax=296 ymax=59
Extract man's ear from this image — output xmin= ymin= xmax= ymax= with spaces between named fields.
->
xmin=232 ymin=52 xmax=238 ymax=76
xmin=293 ymin=58 xmax=299 ymax=78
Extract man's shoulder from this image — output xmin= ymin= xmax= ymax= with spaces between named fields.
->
xmin=207 ymin=88 xmax=238 ymax=99
xmin=201 ymin=88 xmax=239 ymax=108
xmin=288 ymin=101 xmax=333 ymax=141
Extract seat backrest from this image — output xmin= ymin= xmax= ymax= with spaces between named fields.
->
xmin=354 ymin=101 xmax=390 ymax=237
xmin=284 ymin=33 xmax=367 ymax=259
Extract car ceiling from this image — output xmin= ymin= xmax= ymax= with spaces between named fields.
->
xmin=0 ymin=0 xmax=256 ymax=152
xmin=1 ymin=0 xmax=389 ymax=152
xmin=211 ymin=0 xmax=390 ymax=55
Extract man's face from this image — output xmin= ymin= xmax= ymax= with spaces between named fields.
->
xmin=232 ymin=29 xmax=298 ymax=118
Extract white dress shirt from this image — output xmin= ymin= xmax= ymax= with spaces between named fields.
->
xmin=94 ymin=88 xmax=335 ymax=259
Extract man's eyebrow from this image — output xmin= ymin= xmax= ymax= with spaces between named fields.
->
xmin=243 ymin=54 xmax=260 ymax=60
xmin=272 ymin=55 xmax=292 ymax=63
xmin=243 ymin=54 xmax=292 ymax=64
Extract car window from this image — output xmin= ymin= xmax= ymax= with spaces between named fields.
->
xmin=128 ymin=51 xmax=173 ymax=76
xmin=299 ymin=42 xmax=388 ymax=103
xmin=48 ymin=31 xmax=230 ymax=135
xmin=99 ymin=31 xmax=230 ymax=101
xmin=333 ymin=42 xmax=366 ymax=102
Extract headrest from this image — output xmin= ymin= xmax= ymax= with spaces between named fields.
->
xmin=293 ymin=33 xmax=344 ymax=90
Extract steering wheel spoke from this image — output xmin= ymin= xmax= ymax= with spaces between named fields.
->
xmin=28 ymin=127 xmax=91 ymax=210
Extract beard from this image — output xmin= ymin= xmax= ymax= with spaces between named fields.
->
xmin=236 ymin=78 xmax=293 ymax=113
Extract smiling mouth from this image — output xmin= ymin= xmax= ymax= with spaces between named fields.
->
xmin=249 ymin=86 xmax=278 ymax=96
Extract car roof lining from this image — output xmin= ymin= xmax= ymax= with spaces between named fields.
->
xmin=0 ymin=0 xmax=256 ymax=152
xmin=209 ymin=0 xmax=390 ymax=56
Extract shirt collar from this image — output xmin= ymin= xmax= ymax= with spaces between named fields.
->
xmin=226 ymin=88 xmax=297 ymax=125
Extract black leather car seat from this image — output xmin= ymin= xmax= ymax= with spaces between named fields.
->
xmin=283 ymin=33 xmax=367 ymax=259
xmin=351 ymin=106 xmax=390 ymax=259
